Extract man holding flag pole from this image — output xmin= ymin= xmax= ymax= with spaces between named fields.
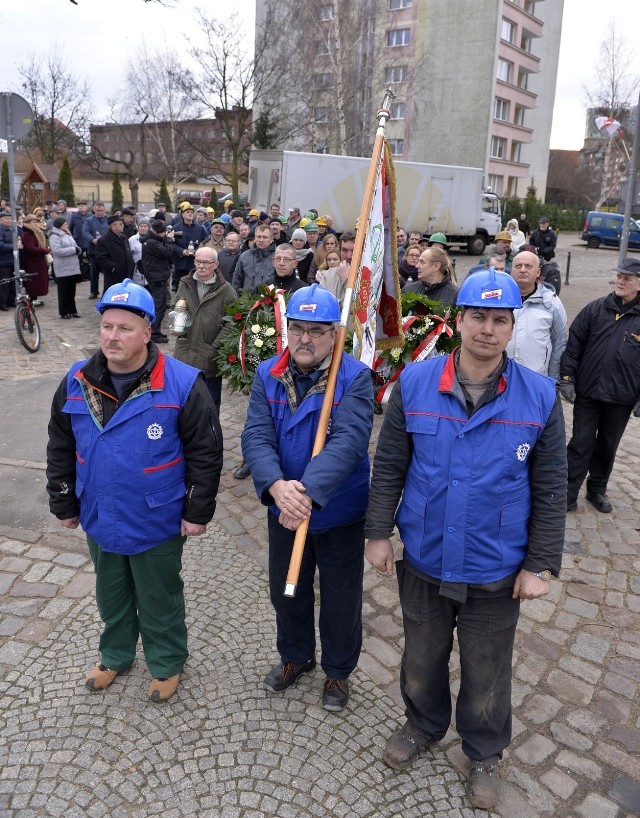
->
xmin=240 ymin=91 xmax=404 ymax=711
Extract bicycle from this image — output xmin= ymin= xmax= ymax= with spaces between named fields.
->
xmin=2 ymin=269 xmax=42 ymax=353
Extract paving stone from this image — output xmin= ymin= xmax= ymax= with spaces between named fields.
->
xmin=565 ymin=583 xmax=604 ymax=604
xmin=513 ymin=733 xmax=556 ymax=764
xmin=9 ymin=582 xmax=58 ymax=599
xmin=549 ymin=722 xmax=593 ymax=752
xmin=52 ymin=553 xmax=89 ymax=569
xmin=607 ymin=725 xmax=640 ymax=754
xmin=0 ymin=556 xmax=31 ymax=573
xmin=520 ymin=694 xmax=563 ymax=725
xmin=540 ymin=767 xmax=578 ymax=799
xmin=570 ymin=632 xmax=611 ymax=664
xmin=608 ymin=657 xmax=640 ymax=683
xmin=24 ymin=546 xmax=58 ymax=561
xmin=547 ymin=669 xmax=594 ymax=705
xmin=554 ymin=750 xmax=602 ymax=780
xmin=16 ymin=619 xmax=56 ymax=643
xmin=563 ymin=597 xmax=599 ymax=620
xmin=39 ymin=598 xmax=76 ymax=620
xmin=0 ymin=640 xmax=32 ymax=665
xmin=0 ymin=573 xmax=17 ymax=594
xmin=22 ymin=563 xmax=53 ymax=583
xmin=594 ymin=690 xmax=632 ymax=722
xmin=558 ymin=655 xmax=603 ymax=685
xmin=0 ymin=615 xmax=24 ymax=636
xmin=594 ymin=741 xmax=640 ymax=779
xmin=576 ymin=792 xmax=623 ymax=818
xmin=602 ymin=671 xmax=636 ymax=700
xmin=609 ymin=776 xmax=640 ymax=816
xmin=0 ymin=541 xmax=30 ymax=555
xmin=59 ymin=574 xmax=95 ymax=598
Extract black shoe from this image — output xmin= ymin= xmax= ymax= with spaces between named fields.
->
xmin=467 ymin=759 xmax=500 ymax=810
xmin=233 ymin=461 xmax=251 ymax=480
xmin=373 ymin=402 xmax=384 ymax=415
xmin=586 ymin=493 xmax=612 ymax=513
xmin=383 ymin=722 xmax=432 ymax=769
xmin=264 ymin=658 xmax=316 ymax=693
xmin=567 ymin=500 xmax=577 ymax=512
xmin=88 ymin=293 xmax=98 ymax=300
xmin=71 ymin=312 xmax=81 ymax=318
xmin=322 ymin=678 xmax=349 ymax=712
xmin=152 ymin=335 xmax=169 ymax=344
xmin=61 ymin=314 xmax=72 ymax=319
xmin=0 ymin=306 xmax=9 ymax=312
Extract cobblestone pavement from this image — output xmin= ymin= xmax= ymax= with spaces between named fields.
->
xmin=0 ymin=236 xmax=639 ymax=817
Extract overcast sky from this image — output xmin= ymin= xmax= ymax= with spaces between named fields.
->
xmin=1 ymin=0 xmax=638 ymax=152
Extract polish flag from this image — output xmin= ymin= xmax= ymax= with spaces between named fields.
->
xmin=595 ymin=116 xmax=624 ymax=138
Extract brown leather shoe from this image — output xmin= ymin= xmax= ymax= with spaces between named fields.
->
xmin=148 ymin=674 xmax=180 ymax=702
xmin=85 ymin=662 xmax=119 ymax=691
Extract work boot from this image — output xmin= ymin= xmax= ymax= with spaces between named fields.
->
xmin=148 ymin=674 xmax=180 ymax=702
xmin=233 ymin=461 xmax=251 ymax=480
xmin=467 ymin=759 xmax=500 ymax=810
xmin=383 ymin=722 xmax=432 ymax=770
xmin=85 ymin=662 xmax=119 ymax=691
xmin=322 ymin=678 xmax=349 ymax=712
xmin=586 ymin=492 xmax=612 ymax=513
xmin=264 ymin=658 xmax=316 ymax=693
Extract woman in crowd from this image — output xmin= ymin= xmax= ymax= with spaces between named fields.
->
xmin=291 ymin=227 xmax=316 ymax=283
xmin=49 ymin=217 xmax=81 ymax=318
xmin=314 ymin=232 xmax=339 ymax=270
xmin=315 ymin=249 xmax=347 ymax=302
xmin=399 ymin=245 xmax=422 ymax=286
xmin=506 ymin=218 xmax=526 ymax=252
xmin=21 ymin=213 xmax=50 ymax=306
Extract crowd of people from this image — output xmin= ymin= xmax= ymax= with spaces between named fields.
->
xmin=19 ymin=191 xmax=637 ymax=812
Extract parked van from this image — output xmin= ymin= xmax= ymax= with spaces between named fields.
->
xmin=580 ymin=211 xmax=640 ymax=249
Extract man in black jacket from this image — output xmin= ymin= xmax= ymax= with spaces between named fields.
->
xmin=95 ymin=215 xmax=135 ymax=290
xmin=142 ymin=220 xmax=174 ymax=344
xmin=530 ymin=217 xmax=557 ymax=262
xmin=559 ymin=258 xmax=640 ymax=512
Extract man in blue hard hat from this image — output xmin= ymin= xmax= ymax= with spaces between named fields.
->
xmin=241 ymin=284 xmax=374 ymax=713
xmin=365 ymin=268 xmax=567 ymax=810
xmin=46 ymin=279 xmax=223 ymax=704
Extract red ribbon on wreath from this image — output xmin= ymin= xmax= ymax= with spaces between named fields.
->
xmin=239 ymin=287 xmax=287 ymax=375
xmin=374 ymin=313 xmax=453 ymax=403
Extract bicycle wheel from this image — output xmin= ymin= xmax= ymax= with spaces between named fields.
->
xmin=15 ymin=302 xmax=41 ymax=352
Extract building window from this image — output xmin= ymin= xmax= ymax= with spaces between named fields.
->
xmin=387 ymin=28 xmax=411 ymax=47
xmin=490 ymin=136 xmax=506 ymax=159
xmin=319 ymin=3 xmax=334 ymax=20
xmin=494 ymin=98 xmax=509 ymax=121
xmin=314 ymin=72 xmax=333 ymax=90
xmin=314 ymin=142 xmax=330 ymax=154
xmin=390 ymin=102 xmax=406 ymax=120
xmin=207 ymin=129 xmax=215 ymax=138
xmin=487 ymin=174 xmax=503 ymax=196
xmin=389 ymin=0 xmax=412 ymax=8
xmin=388 ymin=139 xmax=404 ymax=156
xmin=514 ymin=105 xmax=526 ymax=126
xmin=497 ymin=58 xmax=513 ymax=84
xmin=385 ymin=65 xmax=409 ymax=83
xmin=316 ymin=39 xmax=331 ymax=56
xmin=146 ymin=152 xmax=153 ymax=163
xmin=314 ymin=106 xmax=330 ymax=122
xmin=113 ymin=151 xmax=120 ymax=161
xmin=501 ymin=19 xmax=515 ymax=44
xmin=510 ymin=142 xmax=523 ymax=163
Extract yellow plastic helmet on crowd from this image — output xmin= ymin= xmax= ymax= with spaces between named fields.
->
xmin=300 ymin=217 xmax=311 ymax=229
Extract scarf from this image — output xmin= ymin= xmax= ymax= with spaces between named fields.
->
xmin=24 ymin=219 xmax=48 ymax=248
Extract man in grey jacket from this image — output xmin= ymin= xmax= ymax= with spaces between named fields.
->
xmin=232 ymin=224 xmax=275 ymax=292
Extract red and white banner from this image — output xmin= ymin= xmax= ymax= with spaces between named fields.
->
xmin=352 ymin=141 xmax=404 ymax=368
xmin=595 ymin=116 xmax=624 ymax=138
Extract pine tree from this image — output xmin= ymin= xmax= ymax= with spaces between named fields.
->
xmin=252 ymin=110 xmax=278 ymax=150
xmin=209 ymin=186 xmax=219 ymax=216
xmin=524 ymin=181 xmax=540 ymax=227
xmin=57 ymin=155 xmax=76 ymax=206
xmin=156 ymin=178 xmax=171 ymax=208
xmin=111 ymin=170 xmax=124 ymax=213
xmin=1 ymin=160 xmax=10 ymax=203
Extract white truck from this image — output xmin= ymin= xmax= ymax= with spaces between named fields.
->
xmin=248 ymin=149 xmax=502 ymax=255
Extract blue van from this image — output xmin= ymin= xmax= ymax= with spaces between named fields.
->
xmin=581 ymin=211 xmax=640 ymax=249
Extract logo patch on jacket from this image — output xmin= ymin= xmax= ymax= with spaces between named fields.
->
xmin=516 ymin=443 xmax=530 ymax=462
xmin=147 ymin=423 xmax=164 ymax=440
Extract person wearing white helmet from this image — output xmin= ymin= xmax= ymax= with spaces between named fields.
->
xmin=46 ymin=278 xmax=223 ymax=704
xmin=241 ymin=284 xmax=374 ymax=713
xmin=365 ymin=268 xmax=566 ymax=810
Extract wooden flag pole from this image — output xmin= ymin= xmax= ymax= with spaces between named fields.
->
xmin=283 ymin=90 xmax=395 ymax=597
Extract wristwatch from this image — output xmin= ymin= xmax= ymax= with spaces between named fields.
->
xmin=531 ymin=570 xmax=552 ymax=581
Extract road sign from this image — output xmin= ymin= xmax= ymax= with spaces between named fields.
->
xmin=0 ymin=93 xmax=34 ymax=140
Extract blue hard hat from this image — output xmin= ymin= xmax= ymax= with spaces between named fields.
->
xmin=220 ymin=213 xmax=231 ymax=223
xmin=96 ymin=278 xmax=156 ymax=322
xmin=456 ymin=267 xmax=522 ymax=309
xmin=285 ymin=283 xmax=341 ymax=322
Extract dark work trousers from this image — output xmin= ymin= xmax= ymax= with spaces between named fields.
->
xmin=87 ymin=534 xmax=188 ymax=679
xmin=205 ymin=376 xmax=222 ymax=414
xmin=566 ymin=395 xmax=634 ymax=504
xmin=88 ymin=252 xmax=100 ymax=296
xmin=56 ymin=274 xmax=79 ymax=316
xmin=397 ymin=561 xmax=520 ymax=762
xmin=267 ymin=512 xmax=364 ymax=680
xmin=0 ymin=265 xmax=15 ymax=309
xmin=146 ymin=280 xmax=169 ymax=337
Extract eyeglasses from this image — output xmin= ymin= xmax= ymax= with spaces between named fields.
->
xmin=288 ymin=325 xmax=334 ymax=338
xmin=195 ymin=260 xmax=216 ymax=266
xmin=274 ymin=256 xmax=296 ymax=263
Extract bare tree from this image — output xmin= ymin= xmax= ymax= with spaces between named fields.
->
xmin=584 ymin=22 xmax=639 ymax=209
xmin=123 ymin=42 xmax=203 ymax=202
xmin=16 ymin=44 xmax=92 ymax=164
xmin=181 ymin=10 xmax=294 ymax=203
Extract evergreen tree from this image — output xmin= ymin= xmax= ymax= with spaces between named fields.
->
xmin=111 ymin=170 xmax=124 ymax=213
xmin=0 ymin=160 xmax=10 ymax=203
xmin=523 ymin=182 xmax=541 ymax=227
xmin=209 ymin=185 xmax=219 ymax=216
xmin=156 ymin=178 xmax=171 ymax=208
xmin=252 ymin=110 xmax=278 ymax=150
xmin=57 ymin=155 xmax=76 ymax=206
